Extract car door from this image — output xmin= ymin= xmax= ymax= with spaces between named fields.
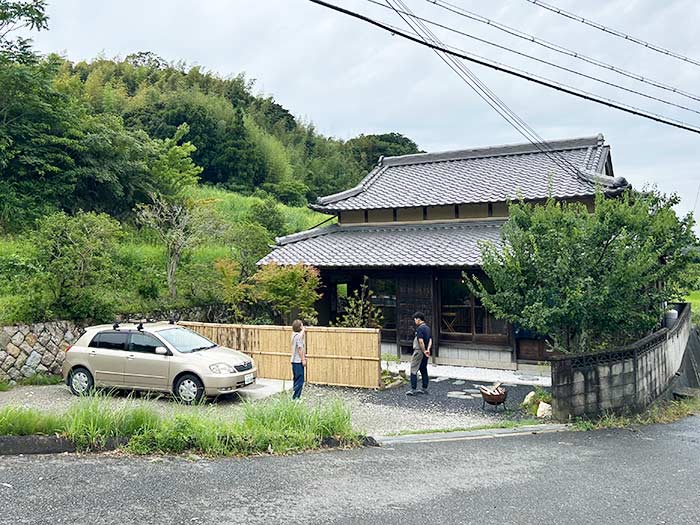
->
xmin=88 ymin=331 xmax=128 ymax=386
xmin=123 ymin=332 xmax=170 ymax=390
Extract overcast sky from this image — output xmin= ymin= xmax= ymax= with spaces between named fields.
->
xmin=28 ymin=0 xmax=700 ymax=221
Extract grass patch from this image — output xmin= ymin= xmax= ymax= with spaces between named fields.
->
xmin=0 ymin=393 xmax=360 ymax=456
xmin=16 ymin=374 xmax=64 ymax=387
xmin=128 ymin=397 xmax=358 ymax=456
xmin=0 ymin=406 xmax=64 ymax=436
xmin=572 ymin=397 xmax=700 ymax=431
xmin=0 ymin=374 xmax=64 ymax=391
xmin=389 ymin=418 xmax=542 ymax=436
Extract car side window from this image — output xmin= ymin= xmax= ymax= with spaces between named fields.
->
xmin=91 ymin=331 xmax=128 ymax=350
xmin=130 ymin=333 xmax=163 ymax=354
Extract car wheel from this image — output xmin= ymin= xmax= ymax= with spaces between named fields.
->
xmin=69 ymin=367 xmax=94 ymax=396
xmin=175 ymin=374 xmax=204 ymax=404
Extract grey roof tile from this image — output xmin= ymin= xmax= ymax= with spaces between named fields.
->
xmin=312 ymin=134 xmax=627 ymax=212
xmin=258 ymin=220 xmax=505 ymax=268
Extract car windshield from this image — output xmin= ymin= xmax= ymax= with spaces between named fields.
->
xmin=157 ymin=327 xmax=217 ymax=353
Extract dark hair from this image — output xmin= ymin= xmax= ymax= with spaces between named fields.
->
xmin=413 ymin=312 xmax=425 ymax=321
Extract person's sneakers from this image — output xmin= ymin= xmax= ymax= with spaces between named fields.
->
xmin=405 ymin=389 xmax=418 ymax=396
xmin=419 ymin=388 xmax=429 ymax=395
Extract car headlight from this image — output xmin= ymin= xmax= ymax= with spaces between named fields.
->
xmin=209 ymin=363 xmax=235 ymax=374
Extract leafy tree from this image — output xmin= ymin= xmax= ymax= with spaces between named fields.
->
xmin=135 ymin=125 xmax=217 ymax=300
xmin=0 ymin=57 xmax=86 ymax=230
xmin=228 ymin=221 xmax=274 ymax=279
xmin=0 ymin=0 xmax=48 ymax=63
xmin=29 ymin=211 xmax=122 ymax=321
xmin=471 ymin=191 xmax=697 ymax=353
xmin=136 ymin=195 xmax=223 ymax=300
xmin=345 ymin=132 xmax=420 ymax=174
xmin=333 ymin=276 xmax=384 ymax=328
xmin=250 ymin=263 xmax=321 ymax=325
xmin=246 ymin=197 xmax=287 ymax=237
xmin=67 ymin=113 xmax=154 ymax=218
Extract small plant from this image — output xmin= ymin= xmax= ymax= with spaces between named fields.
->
xmin=333 ymin=276 xmax=384 ymax=329
xmin=0 ymin=381 xmax=11 ymax=392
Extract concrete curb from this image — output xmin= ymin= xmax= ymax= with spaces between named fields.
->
xmin=0 ymin=436 xmax=128 ymax=456
xmin=0 ymin=435 xmax=378 ymax=456
xmin=374 ymin=423 xmax=569 ymax=445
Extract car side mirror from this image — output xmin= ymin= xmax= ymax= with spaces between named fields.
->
xmin=155 ymin=347 xmax=168 ymax=356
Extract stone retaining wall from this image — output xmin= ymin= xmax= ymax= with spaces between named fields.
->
xmin=551 ymin=304 xmax=691 ymax=420
xmin=0 ymin=322 xmax=84 ymax=382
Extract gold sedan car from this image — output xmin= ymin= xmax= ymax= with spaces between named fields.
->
xmin=62 ymin=322 xmax=257 ymax=403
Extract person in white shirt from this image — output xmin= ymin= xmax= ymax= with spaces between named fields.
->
xmin=290 ymin=319 xmax=307 ymax=399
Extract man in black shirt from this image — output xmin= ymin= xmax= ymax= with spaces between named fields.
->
xmin=406 ymin=312 xmax=431 ymax=396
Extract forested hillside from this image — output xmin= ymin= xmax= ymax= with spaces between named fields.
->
xmin=0 ymin=0 xmax=419 ymax=324
xmin=1 ymin=49 xmax=420 ymax=231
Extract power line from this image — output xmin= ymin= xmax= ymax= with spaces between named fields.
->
xmin=523 ymin=0 xmax=700 ymax=68
xmin=364 ymin=0 xmax=700 ymax=118
xmin=426 ymin=0 xmax=700 ymax=105
xmin=306 ymin=0 xmax=700 ymax=135
xmin=383 ymin=0 xmax=591 ymax=179
xmin=378 ymin=18 xmax=699 ymax=131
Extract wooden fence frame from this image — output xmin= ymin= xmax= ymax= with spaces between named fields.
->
xmin=179 ymin=322 xmax=382 ymax=389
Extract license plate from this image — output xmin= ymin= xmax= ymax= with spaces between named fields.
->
xmin=244 ymin=373 xmax=254 ymax=385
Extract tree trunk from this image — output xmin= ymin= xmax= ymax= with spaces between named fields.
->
xmin=167 ymin=247 xmax=180 ymax=300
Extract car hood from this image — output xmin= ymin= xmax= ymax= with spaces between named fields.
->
xmin=186 ymin=346 xmax=250 ymax=366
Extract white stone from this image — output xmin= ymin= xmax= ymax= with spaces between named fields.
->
xmin=536 ymin=401 xmax=552 ymax=418
xmin=522 ymin=391 xmax=536 ymax=406
xmin=10 ymin=332 xmax=23 ymax=346
xmin=447 ymin=391 xmax=469 ymax=399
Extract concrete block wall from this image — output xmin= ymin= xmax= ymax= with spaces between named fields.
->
xmin=552 ymin=305 xmax=691 ymax=420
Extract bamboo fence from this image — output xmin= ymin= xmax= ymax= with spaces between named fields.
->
xmin=179 ymin=322 xmax=382 ymax=389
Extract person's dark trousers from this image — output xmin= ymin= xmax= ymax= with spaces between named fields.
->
xmin=419 ymin=354 xmax=429 ymax=389
xmin=292 ymin=362 xmax=305 ymax=399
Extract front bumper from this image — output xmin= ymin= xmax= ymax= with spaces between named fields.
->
xmin=203 ymin=367 xmax=258 ymax=396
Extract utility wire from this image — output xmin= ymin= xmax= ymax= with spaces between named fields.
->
xmin=306 ymin=0 xmax=700 ymax=135
xmin=364 ymin=0 xmax=700 ymax=118
xmin=426 ymin=0 xmax=700 ymax=104
xmin=377 ymin=17 xmax=699 ymax=132
xmin=383 ymin=0 xmax=583 ymax=179
xmin=523 ymin=0 xmax=700 ymax=68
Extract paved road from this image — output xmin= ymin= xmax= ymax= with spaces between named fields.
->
xmin=1 ymin=416 xmax=698 ymax=524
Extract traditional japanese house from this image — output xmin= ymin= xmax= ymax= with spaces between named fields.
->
xmin=259 ymin=134 xmax=629 ymax=369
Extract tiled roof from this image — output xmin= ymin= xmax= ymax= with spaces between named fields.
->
xmin=258 ymin=220 xmax=505 ymax=268
xmin=312 ymin=134 xmax=628 ymax=212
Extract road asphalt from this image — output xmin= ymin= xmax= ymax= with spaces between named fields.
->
xmin=0 ymin=415 xmax=698 ymax=524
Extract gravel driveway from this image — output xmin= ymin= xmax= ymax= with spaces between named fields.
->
xmin=0 ymin=376 xmax=541 ymax=437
